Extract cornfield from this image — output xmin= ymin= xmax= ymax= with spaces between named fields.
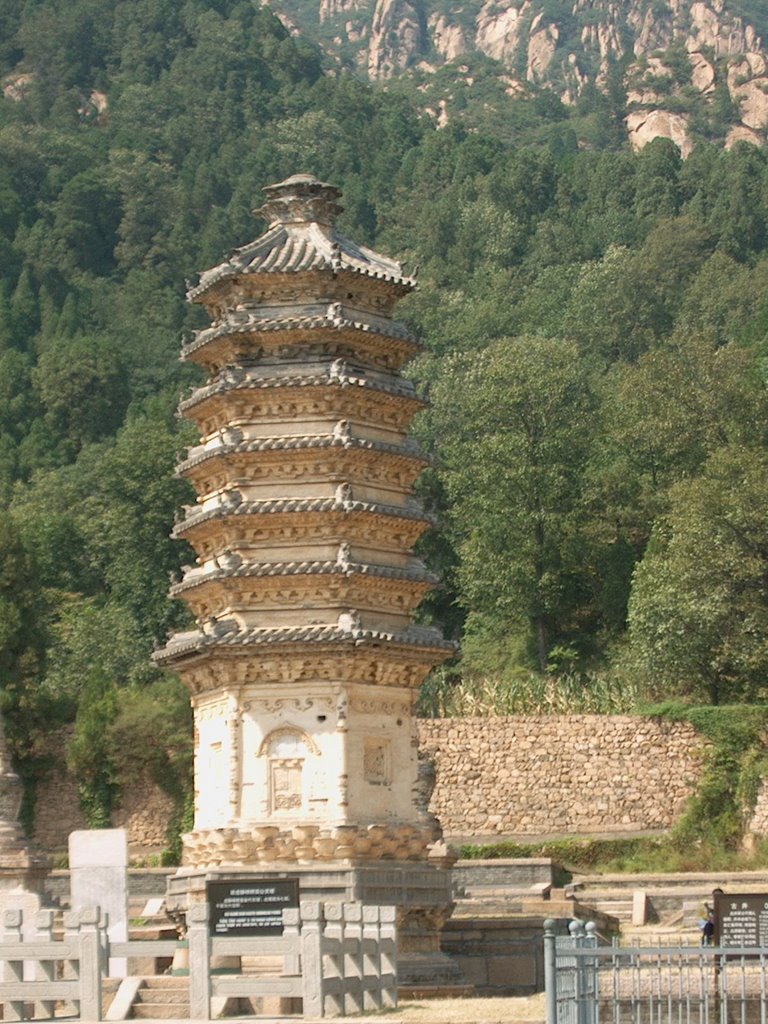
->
xmin=416 ymin=669 xmax=641 ymax=717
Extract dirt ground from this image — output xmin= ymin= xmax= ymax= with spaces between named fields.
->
xmin=395 ymin=993 xmax=546 ymax=1023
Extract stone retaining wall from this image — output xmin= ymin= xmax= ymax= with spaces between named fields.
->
xmin=31 ymin=715 xmax=708 ymax=855
xmin=747 ymin=780 xmax=768 ymax=836
xmin=416 ymin=715 xmax=705 ymax=840
xmin=33 ymin=729 xmax=176 ymax=854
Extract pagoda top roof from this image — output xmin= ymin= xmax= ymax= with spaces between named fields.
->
xmin=188 ymin=175 xmax=416 ymax=301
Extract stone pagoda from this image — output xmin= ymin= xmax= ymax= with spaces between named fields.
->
xmin=156 ymin=174 xmax=456 ymax=975
xmin=0 ymin=714 xmax=48 ymax=896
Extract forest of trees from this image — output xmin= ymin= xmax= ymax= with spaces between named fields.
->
xmin=3 ymin=0 xmax=768 ymax=847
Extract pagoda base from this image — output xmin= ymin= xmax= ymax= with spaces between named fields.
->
xmin=0 ymin=826 xmax=50 ymax=898
xmin=166 ymin=859 xmax=467 ymax=992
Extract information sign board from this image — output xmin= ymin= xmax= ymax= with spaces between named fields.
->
xmin=207 ymin=878 xmax=299 ymax=937
xmin=714 ymin=891 xmax=768 ymax=947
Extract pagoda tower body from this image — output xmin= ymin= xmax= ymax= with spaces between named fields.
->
xmin=156 ymin=175 xmax=457 ymax=973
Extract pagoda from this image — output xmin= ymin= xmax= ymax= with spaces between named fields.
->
xmin=156 ymin=175 xmax=456 ymax=973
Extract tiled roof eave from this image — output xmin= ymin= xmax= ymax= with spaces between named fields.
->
xmin=180 ymin=315 xmax=422 ymax=360
xmin=177 ymin=374 xmax=425 ymax=415
xmin=176 ymin=435 xmax=428 ymax=475
xmin=187 ymin=261 xmax=416 ymax=304
xmin=154 ymin=624 xmax=456 ymax=664
xmin=171 ymin=559 xmax=439 ymax=595
xmin=172 ymin=499 xmax=436 ymax=539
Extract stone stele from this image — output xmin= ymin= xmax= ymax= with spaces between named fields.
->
xmin=69 ymin=828 xmax=128 ymax=978
xmin=156 ymin=174 xmax=461 ymax=987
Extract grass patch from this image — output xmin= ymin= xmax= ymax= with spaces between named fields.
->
xmin=459 ymin=835 xmax=768 ymax=875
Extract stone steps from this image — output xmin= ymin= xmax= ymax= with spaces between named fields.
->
xmin=130 ymin=976 xmax=189 ymax=1020
xmin=585 ymin=899 xmax=634 ymax=923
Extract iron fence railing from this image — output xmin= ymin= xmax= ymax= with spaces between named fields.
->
xmin=546 ymin=921 xmax=768 ymax=1024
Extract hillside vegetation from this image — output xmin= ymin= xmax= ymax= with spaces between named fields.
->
xmin=2 ymin=0 xmax=768 ymax=852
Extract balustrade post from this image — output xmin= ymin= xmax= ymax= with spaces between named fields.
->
xmin=300 ymin=900 xmax=324 ymax=1018
xmin=34 ymin=909 xmax=55 ymax=1019
xmin=187 ymin=903 xmax=211 ymax=1021
xmin=544 ymin=919 xmax=557 ymax=1024
xmin=379 ymin=906 xmax=397 ymax=1009
xmin=77 ymin=908 xmax=103 ymax=1022
xmin=3 ymin=908 xmax=23 ymax=1022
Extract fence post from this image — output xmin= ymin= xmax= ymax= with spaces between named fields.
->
xmin=362 ymin=905 xmax=381 ymax=1012
xmin=544 ymin=919 xmax=557 ymax=1024
xmin=300 ymin=900 xmax=324 ymax=1018
xmin=34 ymin=909 xmax=56 ymax=1020
xmin=583 ymin=923 xmax=599 ymax=1024
xmin=187 ymin=903 xmax=211 ymax=1021
xmin=283 ymin=906 xmax=301 ymax=978
xmin=343 ymin=903 xmax=364 ymax=1015
xmin=322 ymin=902 xmax=344 ymax=1016
xmin=63 ymin=910 xmax=80 ymax=1018
xmin=78 ymin=908 xmax=103 ymax=1022
xmin=379 ymin=906 xmax=397 ymax=1009
xmin=3 ymin=908 xmax=24 ymax=1022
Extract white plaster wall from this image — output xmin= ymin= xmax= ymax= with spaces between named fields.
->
xmin=238 ymin=689 xmax=346 ymax=825
xmin=345 ymin=685 xmax=417 ymax=822
xmin=195 ymin=701 xmax=231 ymax=829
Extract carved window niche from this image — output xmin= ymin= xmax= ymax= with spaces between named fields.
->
xmin=259 ymin=728 xmax=320 ymax=816
xmin=364 ymin=738 xmax=391 ymax=786
xmin=270 ymin=759 xmax=303 ymax=812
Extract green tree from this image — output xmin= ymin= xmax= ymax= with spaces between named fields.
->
xmin=429 ymin=336 xmax=596 ymax=671
xmin=0 ymin=520 xmax=49 ymax=766
xmin=32 ymin=334 xmax=129 ymax=457
xmin=67 ymin=668 xmax=119 ymax=827
xmin=627 ymin=446 xmax=768 ymax=705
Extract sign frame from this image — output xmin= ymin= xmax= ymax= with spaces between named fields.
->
xmin=206 ymin=877 xmax=300 ymax=937
xmin=714 ymin=891 xmax=768 ymax=948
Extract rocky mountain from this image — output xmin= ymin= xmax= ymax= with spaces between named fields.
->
xmin=268 ymin=0 xmax=768 ymax=152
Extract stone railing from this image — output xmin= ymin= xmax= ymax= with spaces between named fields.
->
xmin=0 ymin=902 xmax=397 ymax=1021
xmin=0 ymin=908 xmax=102 ymax=1020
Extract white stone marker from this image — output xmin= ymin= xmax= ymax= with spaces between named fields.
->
xmin=0 ymin=888 xmax=41 ymax=982
xmin=69 ymin=829 xmax=128 ymax=977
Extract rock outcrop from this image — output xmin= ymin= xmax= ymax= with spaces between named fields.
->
xmin=367 ymin=0 xmax=424 ymax=76
xmin=257 ymin=0 xmax=768 ymax=151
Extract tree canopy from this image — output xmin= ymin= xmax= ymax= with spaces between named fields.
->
xmin=2 ymin=0 xmax=768 ymax=843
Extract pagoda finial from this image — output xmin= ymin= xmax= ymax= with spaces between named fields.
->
xmin=256 ymin=174 xmax=343 ymax=228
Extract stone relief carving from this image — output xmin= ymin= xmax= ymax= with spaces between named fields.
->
xmin=363 ymin=738 xmax=391 ymax=785
xmin=349 ymin=695 xmax=410 ymax=715
xmin=271 ymin=759 xmax=304 ymax=811
xmin=257 ymin=726 xmax=321 ymax=757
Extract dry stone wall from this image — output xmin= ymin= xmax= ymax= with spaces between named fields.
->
xmin=31 ymin=715 xmax=708 ymax=855
xmin=416 ymin=715 xmax=705 ymax=840
xmin=747 ymin=780 xmax=768 ymax=836
xmin=33 ymin=730 xmax=176 ymax=854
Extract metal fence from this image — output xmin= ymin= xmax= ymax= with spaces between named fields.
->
xmin=545 ymin=920 xmax=768 ymax=1024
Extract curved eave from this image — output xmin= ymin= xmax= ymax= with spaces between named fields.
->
xmin=187 ymin=224 xmax=416 ymax=305
xmin=176 ymin=435 xmax=428 ymax=477
xmin=180 ymin=313 xmax=423 ymax=362
xmin=172 ymin=497 xmax=435 ymax=540
xmin=154 ymin=623 xmax=455 ymax=666
xmin=171 ymin=559 xmax=439 ymax=597
xmin=178 ymin=374 xmax=426 ymax=418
